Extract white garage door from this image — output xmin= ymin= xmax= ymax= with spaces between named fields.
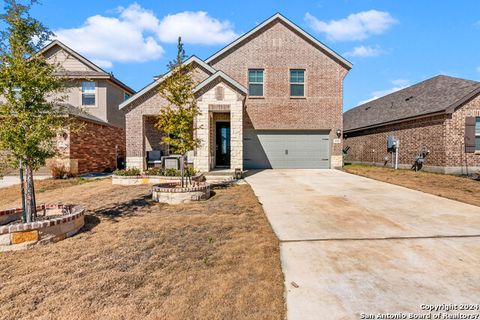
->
xmin=243 ymin=130 xmax=330 ymax=169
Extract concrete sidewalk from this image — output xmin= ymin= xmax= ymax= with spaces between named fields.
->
xmin=245 ymin=169 xmax=480 ymax=320
xmin=0 ymin=175 xmax=51 ymax=189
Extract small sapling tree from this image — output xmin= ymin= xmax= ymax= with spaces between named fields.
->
xmin=156 ymin=37 xmax=201 ymax=187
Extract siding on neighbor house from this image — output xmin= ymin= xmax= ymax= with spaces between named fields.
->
xmin=44 ymin=45 xmax=92 ymax=72
xmin=208 ymin=19 xmax=348 ymax=161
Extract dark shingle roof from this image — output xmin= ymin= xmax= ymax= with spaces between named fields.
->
xmin=344 ymin=75 xmax=480 ymax=132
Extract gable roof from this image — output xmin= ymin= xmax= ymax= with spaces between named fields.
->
xmin=344 ymin=75 xmax=480 ymax=132
xmin=119 ymin=56 xmax=216 ymax=109
xmin=194 ymin=70 xmax=248 ymax=95
xmin=39 ymin=40 xmax=107 ymax=74
xmin=38 ymin=40 xmax=135 ymax=93
xmin=205 ymin=13 xmax=352 ymax=70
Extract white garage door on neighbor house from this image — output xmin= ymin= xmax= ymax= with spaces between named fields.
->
xmin=243 ymin=130 xmax=330 ymax=169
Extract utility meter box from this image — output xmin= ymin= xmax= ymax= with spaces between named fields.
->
xmin=387 ymin=136 xmax=397 ymax=152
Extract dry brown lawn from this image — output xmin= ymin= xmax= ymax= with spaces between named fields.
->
xmin=0 ymin=179 xmax=285 ymax=320
xmin=344 ymin=164 xmax=480 ymax=207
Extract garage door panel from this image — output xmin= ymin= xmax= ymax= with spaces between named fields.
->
xmin=244 ymin=130 xmax=330 ymax=169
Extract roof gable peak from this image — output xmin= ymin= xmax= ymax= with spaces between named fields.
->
xmin=205 ymin=12 xmax=352 ymax=69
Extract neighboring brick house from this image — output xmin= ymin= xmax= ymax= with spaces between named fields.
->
xmin=343 ymin=75 xmax=480 ymax=174
xmin=120 ymin=13 xmax=351 ymax=172
xmin=35 ymin=41 xmax=134 ymax=174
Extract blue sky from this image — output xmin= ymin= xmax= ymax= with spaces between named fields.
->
xmin=26 ymin=0 xmax=480 ymax=110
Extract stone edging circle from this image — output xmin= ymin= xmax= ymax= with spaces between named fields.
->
xmin=0 ymin=204 xmax=85 ymax=235
xmin=112 ymin=174 xmax=203 ymax=180
xmin=152 ymin=182 xmax=210 ymax=193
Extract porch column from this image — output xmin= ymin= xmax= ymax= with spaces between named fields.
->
xmin=194 ymin=101 xmax=210 ymax=172
xmin=126 ymin=113 xmax=145 ymax=171
xmin=230 ymin=100 xmax=243 ymax=171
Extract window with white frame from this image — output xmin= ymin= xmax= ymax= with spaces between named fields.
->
xmin=81 ymin=81 xmax=96 ymax=106
xmin=248 ymin=69 xmax=264 ymax=96
xmin=290 ymin=69 xmax=305 ymax=97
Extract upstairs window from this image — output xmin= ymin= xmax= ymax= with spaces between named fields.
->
xmin=81 ymin=81 xmax=96 ymax=106
xmin=476 ymin=117 xmax=480 ymax=151
xmin=290 ymin=69 xmax=305 ymax=97
xmin=248 ymin=69 xmax=264 ymax=97
xmin=124 ymin=92 xmax=131 ymax=101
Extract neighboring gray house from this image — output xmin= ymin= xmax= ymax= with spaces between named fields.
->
xmin=344 ymin=75 xmax=480 ymax=174
xmin=1 ymin=40 xmax=135 ymax=174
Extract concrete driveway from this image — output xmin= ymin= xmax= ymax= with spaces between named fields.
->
xmin=245 ymin=170 xmax=480 ymax=320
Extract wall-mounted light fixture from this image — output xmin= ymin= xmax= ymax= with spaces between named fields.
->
xmin=336 ymin=129 xmax=342 ymax=138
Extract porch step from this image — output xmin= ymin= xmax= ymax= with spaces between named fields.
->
xmin=203 ymin=174 xmax=236 ymax=184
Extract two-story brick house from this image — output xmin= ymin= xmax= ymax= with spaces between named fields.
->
xmin=39 ymin=40 xmax=135 ymax=174
xmin=120 ymin=13 xmax=351 ymax=172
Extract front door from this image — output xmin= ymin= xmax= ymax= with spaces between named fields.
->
xmin=215 ymin=122 xmax=231 ymax=167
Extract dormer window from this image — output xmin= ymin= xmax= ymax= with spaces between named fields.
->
xmin=82 ymin=81 xmax=96 ymax=106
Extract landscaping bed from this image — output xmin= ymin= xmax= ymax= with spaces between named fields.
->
xmin=0 ymin=178 xmax=284 ymax=319
xmin=344 ymin=164 xmax=480 ymax=207
xmin=112 ymin=168 xmax=204 ymax=185
xmin=0 ymin=204 xmax=85 ymax=251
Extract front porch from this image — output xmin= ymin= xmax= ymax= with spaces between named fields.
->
xmin=129 ymin=78 xmax=246 ymax=173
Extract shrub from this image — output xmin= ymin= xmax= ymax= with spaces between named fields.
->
xmin=164 ymin=168 xmax=181 ymax=177
xmin=113 ymin=168 xmax=141 ymax=176
xmin=49 ymin=162 xmax=74 ymax=179
xmin=185 ymin=166 xmax=197 ymax=176
xmin=144 ymin=167 xmax=163 ymax=176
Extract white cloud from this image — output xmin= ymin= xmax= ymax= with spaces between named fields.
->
xmin=54 ymin=4 xmax=238 ymax=68
xmin=391 ymin=78 xmax=409 ymax=86
xmin=305 ymin=10 xmax=397 ymax=41
xmin=358 ymin=79 xmax=410 ymax=105
xmin=344 ymin=45 xmax=382 ymax=57
xmin=157 ymin=11 xmax=238 ymax=44
xmin=54 ymin=3 xmax=164 ymax=68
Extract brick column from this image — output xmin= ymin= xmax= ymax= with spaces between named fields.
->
xmin=126 ymin=113 xmax=145 ymax=171
xmin=194 ymin=101 xmax=210 ymax=172
xmin=230 ymin=100 xmax=243 ymax=171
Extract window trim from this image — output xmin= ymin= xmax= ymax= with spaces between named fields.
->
xmin=81 ymin=81 xmax=97 ymax=107
xmin=248 ymin=69 xmax=264 ymax=98
xmin=475 ymin=117 xmax=480 ymax=152
xmin=289 ymin=69 xmax=306 ymax=98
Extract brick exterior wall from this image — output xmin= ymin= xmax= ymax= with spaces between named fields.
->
xmin=344 ymin=115 xmax=448 ymax=170
xmin=124 ymin=64 xmax=211 ymax=169
xmin=123 ymin=18 xmax=348 ymax=171
xmin=445 ymin=94 xmax=480 ymax=169
xmin=69 ymin=120 xmax=125 ymax=174
xmin=144 ymin=115 xmax=167 ymax=155
xmin=344 ymin=94 xmax=480 ymax=174
xmin=208 ymin=19 xmax=348 ymax=163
